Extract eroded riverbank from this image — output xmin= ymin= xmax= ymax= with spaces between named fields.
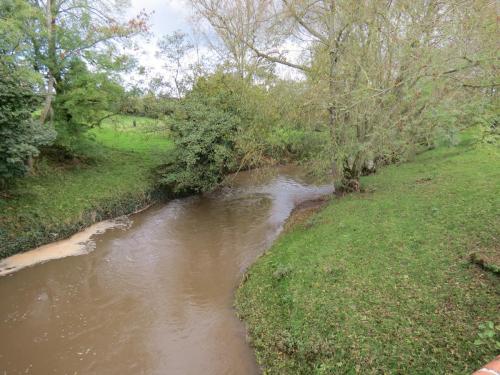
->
xmin=0 ymin=166 xmax=333 ymax=374
xmin=0 ymin=217 xmax=131 ymax=277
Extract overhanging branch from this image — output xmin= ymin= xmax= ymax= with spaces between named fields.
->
xmin=248 ymin=44 xmax=311 ymax=72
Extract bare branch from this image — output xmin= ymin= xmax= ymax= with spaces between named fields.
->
xmin=248 ymin=44 xmax=311 ymax=72
xmin=282 ymin=0 xmax=328 ymax=45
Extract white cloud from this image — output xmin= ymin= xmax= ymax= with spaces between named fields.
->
xmin=121 ymin=0 xmax=306 ymax=90
xmin=127 ymin=0 xmax=192 ymax=35
xmin=122 ymin=0 xmax=198 ymax=89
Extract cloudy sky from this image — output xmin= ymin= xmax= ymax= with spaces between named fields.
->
xmin=122 ymin=0 xmax=302 ymax=89
xmin=128 ymin=0 xmax=192 ymax=36
xmin=123 ymin=0 xmax=202 ymax=87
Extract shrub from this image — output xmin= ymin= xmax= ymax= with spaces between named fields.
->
xmin=0 ymin=62 xmax=56 ymax=187
xmin=158 ymin=73 xmax=243 ymax=193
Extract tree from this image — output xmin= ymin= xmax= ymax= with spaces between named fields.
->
xmin=0 ymin=62 xmax=56 ymax=188
xmin=0 ymin=0 xmax=41 ymax=82
xmin=191 ymin=0 xmax=498 ymax=190
xmin=191 ymin=0 xmax=274 ymax=80
xmin=156 ymin=31 xmax=195 ymax=98
xmin=159 ymin=73 xmax=245 ymax=193
xmin=2 ymin=0 xmax=152 ymax=167
xmin=4 ymin=0 xmax=148 ymax=125
xmin=51 ymin=59 xmax=126 ymax=153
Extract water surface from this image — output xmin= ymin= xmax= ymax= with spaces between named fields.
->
xmin=0 ymin=166 xmax=333 ymax=374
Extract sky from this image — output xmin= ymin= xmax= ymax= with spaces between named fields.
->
xmin=128 ymin=0 xmax=192 ymax=36
xmin=123 ymin=0 xmax=199 ymax=87
xmin=123 ymin=0 xmax=303 ymax=90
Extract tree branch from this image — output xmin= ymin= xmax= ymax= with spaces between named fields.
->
xmin=248 ymin=44 xmax=311 ymax=72
xmin=93 ymin=112 xmax=119 ymax=128
xmin=282 ymin=0 xmax=328 ymax=45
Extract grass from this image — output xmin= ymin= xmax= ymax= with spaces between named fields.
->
xmin=236 ymin=132 xmax=500 ymax=374
xmin=0 ymin=116 xmax=174 ymax=258
xmin=89 ymin=115 xmax=172 ymax=153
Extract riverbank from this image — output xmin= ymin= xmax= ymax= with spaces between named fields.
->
xmin=236 ymin=132 xmax=499 ymax=374
xmin=0 ymin=116 xmax=173 ymax=259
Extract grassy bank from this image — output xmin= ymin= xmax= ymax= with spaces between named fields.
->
xmin=236 ymin=134 xmax=499 ymax=374
xmin=0 ymin=116 xmax=173 ymax=258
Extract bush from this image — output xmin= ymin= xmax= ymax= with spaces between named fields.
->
xmin=266 ymin=127 xmax=326 ymax=161
xmin=0 ymin=62 xmax=56 ymax=187
xmin=158 ymin=73 xmax=243 ymax=193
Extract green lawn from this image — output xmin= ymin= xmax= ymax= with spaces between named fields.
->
xmin=0 ymin=116 xmax=174 ymax=258
xmin=90 ymin=115 xmax=172 ymax=153
xmin=236 ymin=133 xmax=499 ymax=374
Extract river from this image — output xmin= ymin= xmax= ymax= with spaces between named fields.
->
xmin=0 ymin=166 xmax=333 ymax=374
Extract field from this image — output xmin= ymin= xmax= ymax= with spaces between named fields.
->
xmin=236 ymin=132 xmax=500 ymax=374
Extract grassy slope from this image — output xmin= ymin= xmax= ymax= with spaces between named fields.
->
xmin=0 ymin=116 xmax=173 ymax=258
xmin=236 ymin=135 xmax=499 ymax=374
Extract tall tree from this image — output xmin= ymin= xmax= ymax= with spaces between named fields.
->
xmin=157 ymin=31 xmax=195 ymax=98
xmin=10 ymin=0 xmax=149 ymax=124
xmin=191 ymin=0 xmax=273 ymax=79
xmin=191 ymin=0 xmax=498 ymax=189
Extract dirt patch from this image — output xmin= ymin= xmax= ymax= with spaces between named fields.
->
xmin=469 ymin=245 xmax=500 ymax=276
xmin=283 ymin=197 xmax=330 ymax=232
xmin=415 ymin=177 xmax=433 ymax=184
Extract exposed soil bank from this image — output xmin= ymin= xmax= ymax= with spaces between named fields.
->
xmin=0 ymin=216 xmax=131 ymax=277
xmin=0 ymin=188 xmax=167 ymax=259
xmin=282 ymin=197 xmax=330 ymax=232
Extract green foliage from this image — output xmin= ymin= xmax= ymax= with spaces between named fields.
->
xmin=159 ymin=73 xmax=329 ymax=194
xmin=0 ymin=0 xmax=41 ymax=64
xmin=263 ymin=127 xmax=324 ymax=161
xmin=236 ymin=135 xmax=500 ymax=374
xmin=469 ymin=99 xmax=499 ymax=145
xmin=0 ymin=62 xmax=55 ymax=187
xmin=56 ymin=60 xmax=125 ymax=127
xmin=195 ymin=0 xmax=497 ymax=188
xmin=2 ymin=0 xmax=148 ymax=163
xmin=474 ymin=321 xmax=500 ymax=350
xmin=121 ymin=92 xmax=177 ymax=119
xmin=241 ymin=80 xmax=328 ymax=164
xmin=159 ymin=73 xmax=244 ymax=193
xmin=53 ymin=59 xmax=125 ymax=157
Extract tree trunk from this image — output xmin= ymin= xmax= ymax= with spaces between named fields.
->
xmin=40 ymin=0 xmax=56 ymax=125
xmin=40 ymin=74 xmax=54 ymax=124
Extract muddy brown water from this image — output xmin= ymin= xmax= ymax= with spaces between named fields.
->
xmin=0 ymin=166 xmax=333 ymax=375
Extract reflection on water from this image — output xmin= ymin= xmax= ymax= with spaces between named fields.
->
xmin=0 ymin=166 xmax=333 ymax=375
